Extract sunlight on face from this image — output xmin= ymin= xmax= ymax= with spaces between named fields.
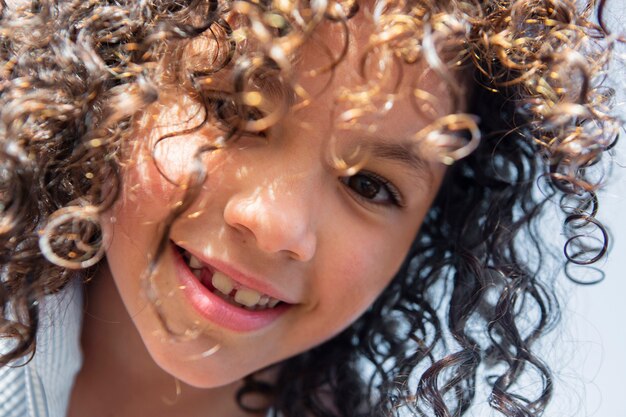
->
xmin=102 ymin=8 xmax=453 ymax=388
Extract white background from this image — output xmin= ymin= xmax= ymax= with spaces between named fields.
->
xmin=547 ymin=4 xmax=625 ymax=416
xmin=549 ymin=145 xmax=625 ymax=416
xmin=2 ymin=0 xmax=624 ymax=416
xmin=547 ymin=134 xmax=626 ymax=417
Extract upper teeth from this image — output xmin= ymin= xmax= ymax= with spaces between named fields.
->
xmin=234 ymin=286 xmax=261 ymax=307
xmin=212 ymin=271 xmax=235 ymax=294
xmin=186 ymin=254 xmax=281 ymax=309
xmin=188 ymin=256 xmax=203 ymax=269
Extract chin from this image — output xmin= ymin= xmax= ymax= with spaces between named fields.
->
xmin=143 ymin=338 xmax=256 ymax=388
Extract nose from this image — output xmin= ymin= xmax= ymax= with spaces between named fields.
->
xmin=223 ymin=178 xmax=318 ymax=262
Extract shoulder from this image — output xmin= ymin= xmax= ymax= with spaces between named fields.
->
xmin=0 ymin=279 xmax=84 ymax=417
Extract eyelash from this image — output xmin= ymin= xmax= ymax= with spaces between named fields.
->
xmin=210 ymin=97 xmax=268 ymax=138
xmin=340 ymin=171 xmax=404 ymax=208
xmin=207 ymin=98 xmax=402 ymax=207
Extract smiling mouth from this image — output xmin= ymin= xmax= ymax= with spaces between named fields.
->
xmin=175 ymin=246 xmax=284 ymax=311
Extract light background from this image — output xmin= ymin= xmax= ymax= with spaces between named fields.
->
xmin=547 ymin=131 xmax=625 ymax=416
xmin=2 ymin=1 xmax=624 ymax=416
xmin=546 ymin=3 xmax=625 ymax=416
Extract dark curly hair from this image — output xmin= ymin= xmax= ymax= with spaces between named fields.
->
xmin=0 ymin=0 xmax=621 ymax=416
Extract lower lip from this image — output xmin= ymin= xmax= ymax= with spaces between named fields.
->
xmin=172 ymin=244 xmax=290 ymax=332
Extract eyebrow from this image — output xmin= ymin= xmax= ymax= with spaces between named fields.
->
xmin=251 ymin=71 xmax=299 ymax=108
xmin=360 ymin=138 xmax=434 ymax=181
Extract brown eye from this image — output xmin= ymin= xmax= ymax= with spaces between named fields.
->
xmin=212 ymin=98 xmax=267 ymax=137
xmin=340 ymin=171 xmax=402 ymax=207
xmin=347 ymin=175 xmax=381 ymax=199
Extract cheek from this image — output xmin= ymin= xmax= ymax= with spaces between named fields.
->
xmin=100 ymin=153 xmax=178 ymax=289
xmin=319 ymin=230 xmax=412 ymax=321
xmin=114 ymin=138 xmax=204 ymax=226
xmin=121 ymin=99 xmax=224 ymax=216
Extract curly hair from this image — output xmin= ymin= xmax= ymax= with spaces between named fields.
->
xmin=0 ymin=0 xmax=621 ymax=416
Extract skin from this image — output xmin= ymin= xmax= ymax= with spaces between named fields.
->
xmin=68 ymin=14 xmax=452 ymax=417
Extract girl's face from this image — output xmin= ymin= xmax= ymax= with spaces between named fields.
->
xmin=103 ymin=19 xmax=450 ymax=388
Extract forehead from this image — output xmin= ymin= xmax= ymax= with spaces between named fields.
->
xmin=287 ymin=16 xmax=457 ymax=157
xmin=179 ymin=3 xmax=468 ymax=164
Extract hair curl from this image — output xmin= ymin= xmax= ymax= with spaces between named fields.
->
xmin=0 ymin=1 xmax=621 ymax=416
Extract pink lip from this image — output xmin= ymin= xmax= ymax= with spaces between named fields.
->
xmin=172 ymin=244 xmax=290 ymax=332
xmin=197 ymin=256 xmax=296 ymax=304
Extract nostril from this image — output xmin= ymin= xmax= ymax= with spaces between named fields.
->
xmin=227 ymin=220 xmax=256 ymax=238
xmin=223 ymin=196 xmax=257 ymax=233
xmin=223 ymin=193 xmax=317 ymax=261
